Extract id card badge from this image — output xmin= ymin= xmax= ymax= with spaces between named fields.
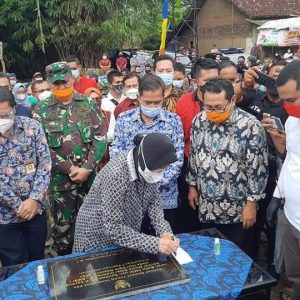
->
xmin=25 ymin=160 xmax=36 ymax=175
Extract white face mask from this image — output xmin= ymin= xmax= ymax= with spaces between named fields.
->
xmin=71 ymin=69 xmax=80 ymax=79
xmin=18 ymin=94 xmax=26 ymax=101
xmin=0 ymin=119 xmax=14 ymax=135
xmin=10 ymin=80 xmax=16 ymax=86
xmin=138 ymin=139 xmax=165 ymax=184
xmin=125 ymin=88 xmax=139 ymax=100
xmin=39 ymin=90 xmax=52 ymax=101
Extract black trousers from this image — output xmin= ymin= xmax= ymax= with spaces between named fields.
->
xmin=163 ymin=208 xmax=177 ymax=232
xmin=0 ymin=212 xmax=47 ymax=267
xmin=201 ymin=222 xmax=257 ymax=258
xmin=176 ymin=157 xmax=202 ymax=233
xmin=141 ymin=208 xmax=177 ymax=236
xmin=254 ymin=158 xmax=277 ymax=265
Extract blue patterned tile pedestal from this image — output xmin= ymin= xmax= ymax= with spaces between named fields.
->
xmin=0 ymin=233 xmax=252 ymax=300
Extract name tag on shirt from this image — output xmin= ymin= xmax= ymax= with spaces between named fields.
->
xmin=25 ymin=160 xmax=36 ymax=175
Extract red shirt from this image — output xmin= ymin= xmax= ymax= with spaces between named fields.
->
xmin=114 ymin=98 xmax=137 ymax=119
xmin=74 ymin=75 xmax=100 ymax=95
xmin=116 ymin=57 xmax=128 ymax=70
xmin=99 ymin=59 xmax=111 ymax=68
xmin=176 ymin=92 xmax=201 ymax=157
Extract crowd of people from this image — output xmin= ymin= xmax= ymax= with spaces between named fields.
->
xmin=0 ymin=47 xmax=300 ymax=299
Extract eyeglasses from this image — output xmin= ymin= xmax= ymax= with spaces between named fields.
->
xmin=203 ymin=101 xmax=231 ymax=113
xmin=0 ymin=109 xmax=15 ymax=119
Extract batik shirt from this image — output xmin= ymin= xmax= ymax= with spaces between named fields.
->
xmin=187 ymin=108 xmax=268 ymax=224
xmin=0 ymin=117 xmax=52 ymax=224
xmin=73 ymin=151 xmax=172 ymax=254
xmin=163 ymin=87 xmax=185 ymax=113
xmin=111 ymin=108 xmax=184 ymax=209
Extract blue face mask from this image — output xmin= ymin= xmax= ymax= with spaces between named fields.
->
xmin=157 ymin=73 xmax=174 ymax=86
xmin=140 ymin=105 xmax=162 ymax=119
xmin=173 ymin=80 xmax=184 ymax=89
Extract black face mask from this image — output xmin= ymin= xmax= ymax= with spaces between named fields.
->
xmin=113 ymin=84 xmax=123 ymax=94
xmin=145 ymin=70 xmax=152 ymax=74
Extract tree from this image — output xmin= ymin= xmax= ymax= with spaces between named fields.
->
xmin=0 ymin=0 xmax=164 ymax=76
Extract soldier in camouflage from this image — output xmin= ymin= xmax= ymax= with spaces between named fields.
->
xmin=34 ymin=62 xmax=107 ymax=255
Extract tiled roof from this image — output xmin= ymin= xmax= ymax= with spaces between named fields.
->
xmin=229 ymin=0 xmax=300 ymax=19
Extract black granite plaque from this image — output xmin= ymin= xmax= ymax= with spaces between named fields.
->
xmin=48 ymin=248 xmax=190 ymax=300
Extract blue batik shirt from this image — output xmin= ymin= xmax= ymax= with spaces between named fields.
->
xmin=111 ymin=107 xmax=184 ymax=209
xmin=0 ymin=116 xmax=52 ymax=224
xmin=187 ymin=107 xmax=269 ymax=224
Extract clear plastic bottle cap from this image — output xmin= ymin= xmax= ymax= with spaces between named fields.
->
xmin=37 ymin=265 xmax=43 ymax=272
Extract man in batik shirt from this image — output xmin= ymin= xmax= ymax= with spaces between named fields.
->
xmin=187 ymin=78 xmax=268 ymax=258
xmin=0 ymin=87 xmax=51 ymax=266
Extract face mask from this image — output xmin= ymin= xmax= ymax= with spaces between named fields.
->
xmin=157 ymin=73 xmax=174 ymax=86
xmin=103 ymin=56 xmax=107 ymax=59
xmin=17 ymin=94 xmax=27 ymax=101
xmin=138 ymin=140 xmax=165 ymax=184
xmin=27 ymin=95 xmax=38 ymax=107
xmin=206 ymin=103 xmax=233 ymax=125
xmin=113 ymin=84 xmax=123 ymax=94
xmin=173 ymin=80 xmax=184 ymax=89
xmin=288 ymin=49 xmax=291 ymax=53
xmin=52 ymin=86 xmax=74 ymax=102
xmin=140 ymin=104 xmax=161 ymax=119
xmin=145 ymin=70 xmax=152 ymax=75
xmin=125 ymin=88 xmax=138 ymax=100
xmin=10 ymin=80 xmax=16 ymax=86
xmin=39 ymin=90 xmax=52 ymax=101
xmin=0 ymin=119 xmax=14 ymax=135
xmin=71 ymin=69 xmax=80 ymax=79
xmin=284 ymin=102 xmax=300 ymax=118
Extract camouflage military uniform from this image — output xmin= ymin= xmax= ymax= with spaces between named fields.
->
xmin=35 ymin=62 xmax=107 ymax=254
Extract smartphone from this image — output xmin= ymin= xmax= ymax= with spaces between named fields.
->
xmin=270 ymin=116 xmax=284 ymax=131
xmin=255 ymin=71 xmax=277 ymax=90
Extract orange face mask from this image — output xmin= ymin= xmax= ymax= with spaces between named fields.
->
xmin=206 ymin=106 xmax=233 ymax=125
xmin=52 ymin=86 xmax=74 ymax=102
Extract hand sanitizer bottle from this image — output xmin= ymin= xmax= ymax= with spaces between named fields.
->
xmin=214 ymin=238 xmax=221 ymax=255
xmin=37 ymin=265 xmax=45 ymax=285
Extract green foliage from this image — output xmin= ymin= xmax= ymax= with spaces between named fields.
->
xmin=0 ymin=0 xmax=165 ymax=76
